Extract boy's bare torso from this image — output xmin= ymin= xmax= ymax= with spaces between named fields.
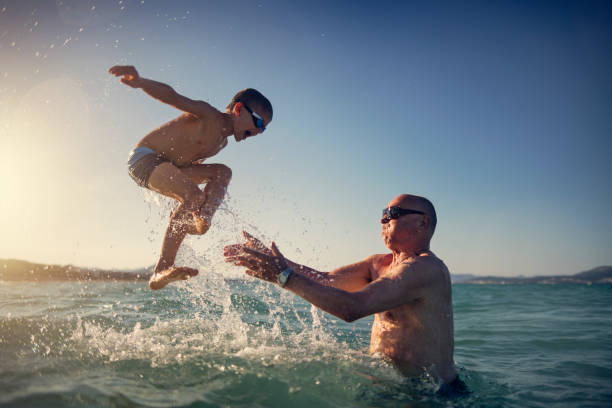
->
xmin=137 ymin=112 xmax=228 ymax=167
xmin=368 ymin=252 xmax=457 ymax=382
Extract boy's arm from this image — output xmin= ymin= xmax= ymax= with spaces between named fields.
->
xmin=108 ymin=65 xmax=217 ymax=119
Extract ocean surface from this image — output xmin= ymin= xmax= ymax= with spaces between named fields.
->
xmin=1 ymin=276 xmax=611 ymax=407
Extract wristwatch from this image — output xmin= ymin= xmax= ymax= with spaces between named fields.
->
xmin=278 ymin=267 xmax=294 ymax=287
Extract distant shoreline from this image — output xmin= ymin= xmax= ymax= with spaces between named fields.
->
xmin=450 ymin=265 xmax=612 ymax=285
xmin=0 ymin=259 xmax=149 ymax=282
xmin=1 ymin=259 xmax=610 ymax=285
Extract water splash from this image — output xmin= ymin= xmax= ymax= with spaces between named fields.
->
xmin=0 ymin=195 xmax=453 ymax=406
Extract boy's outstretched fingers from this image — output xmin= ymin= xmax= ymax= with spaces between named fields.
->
xmin=108 ymin=65 xmax=141 ymax=88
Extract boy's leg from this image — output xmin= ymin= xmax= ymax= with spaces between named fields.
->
xmin=145 ymin=163 xmax=231 ymax=290
xmin=180 ymin=163 xmax=232 ymax=223
xmin=147 ymin=162 xmax=208 ymax=231
xmin=146 ymin=162 xmax=207 ymax=289
xmin=148 ymin=225 xmax=198 ymax=290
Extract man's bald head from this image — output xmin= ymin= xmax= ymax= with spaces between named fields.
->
xmin=390 ymin=194 xmax=437 ymax=234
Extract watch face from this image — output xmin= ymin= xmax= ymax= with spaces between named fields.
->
xmin=278 ymin=268 xmax=292 ymax=287
xmin=279 ymin=272 xmax=288 ymax=285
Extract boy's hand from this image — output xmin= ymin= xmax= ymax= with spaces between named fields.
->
xmin=108 ymin=65 xmax=142 ymax=88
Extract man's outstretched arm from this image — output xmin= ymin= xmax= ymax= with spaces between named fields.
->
xmin=108 ymin=65 xmax=216 ymax=119
xmin=225 ymin=241 xmax=436 ymax=322
xmin=282 ymin=261 xmax=434 ymax=322
xmin=224 ymin=231 xmax=372 ymax=292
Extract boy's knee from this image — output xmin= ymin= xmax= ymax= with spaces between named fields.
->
xmin=215 ymin=165 xmax=232 ymax=185
xmin=189 ymin=228 xmax=207 ymax=236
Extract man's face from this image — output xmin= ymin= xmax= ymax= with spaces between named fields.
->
xmin=381 ymin=198 xmax=425 ymax=249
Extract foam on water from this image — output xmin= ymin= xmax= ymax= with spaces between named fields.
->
xmin=10 ymin=281 xmax=612 ymax=407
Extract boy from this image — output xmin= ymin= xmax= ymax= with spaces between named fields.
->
xmin=109 ymin=65 xmax=272 ymax=290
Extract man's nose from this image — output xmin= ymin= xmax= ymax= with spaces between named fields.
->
xmin=381 ymin=217 xmax=390 ymax=224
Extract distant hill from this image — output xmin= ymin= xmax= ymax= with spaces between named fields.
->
xmin=0 ymin=259 xmax=149 ymax=282
xmin=455 ymin=266 xmax=612 ymax=285
xmin=450 ymin=274 xmax=478 ymax=283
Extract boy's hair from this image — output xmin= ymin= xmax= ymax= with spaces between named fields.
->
xmin=227 ymin=88 xmax=273 ymax=119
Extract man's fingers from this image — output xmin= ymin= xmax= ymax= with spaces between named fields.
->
xmin=243 ymin=230 xmax=255 ymax=241
xmin=230 ymin=256 xmax=260 ymax=271
xmin=271 ymin=242 xmax=286 ymax=261
xmin=223 ymin=244 xmax=243 ymax=256
xmin=225 ymin=247 xmax=270 ymax=269
xmin=245 ymin=269 xmax=260 ymax=278
xmin=243 ymin=231 xmax=261 ymax=247
xmin=224 ymin=243 xmax=261 ymax=257
xmin=242 ymin=246 xmax=268 ymax=259
xmin=243 ymin=230 xmax=269 ymax=252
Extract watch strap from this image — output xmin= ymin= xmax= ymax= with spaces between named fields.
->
xmin=278 ymin=267 xmax=293 ymax=287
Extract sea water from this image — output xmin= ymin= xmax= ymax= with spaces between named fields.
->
xmin=1 ymin=277 xmax=611 ymax=407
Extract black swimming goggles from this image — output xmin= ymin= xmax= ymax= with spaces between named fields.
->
xmin=381 ymin=206 xmax=426 ymax=223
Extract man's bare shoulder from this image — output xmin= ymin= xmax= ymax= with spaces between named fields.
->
xmin=395 ymin=253 xmax=449 ymax=284
xmin=402 ymin=251 xmax=446 ymax=268
xmin=369 ymin=253 xmax=393 ymax=267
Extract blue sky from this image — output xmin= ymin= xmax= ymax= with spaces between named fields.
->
xmin=1 ymin=0 xmax=610 ymax=277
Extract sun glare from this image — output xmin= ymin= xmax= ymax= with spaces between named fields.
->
xmin=0 ymin=78 xmax=90 ymax=260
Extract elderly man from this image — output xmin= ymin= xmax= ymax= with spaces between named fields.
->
xmin=224 ymin=194 xmax=465 ymax=393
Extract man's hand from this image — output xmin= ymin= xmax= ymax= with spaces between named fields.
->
xmin=224 ymin=233 xmax=288 ymax=284
xmin=223 ymin=231 xmax=273 ymax=259
xmin=108 ymin=65 xmax=142 ymax=88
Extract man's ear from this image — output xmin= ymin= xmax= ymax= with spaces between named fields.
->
xmin=421 ymin=216 xmax=430 ymax=230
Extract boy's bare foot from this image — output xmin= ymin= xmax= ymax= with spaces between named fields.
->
xmin=149 ymin=266 xmax=199 ymax=290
